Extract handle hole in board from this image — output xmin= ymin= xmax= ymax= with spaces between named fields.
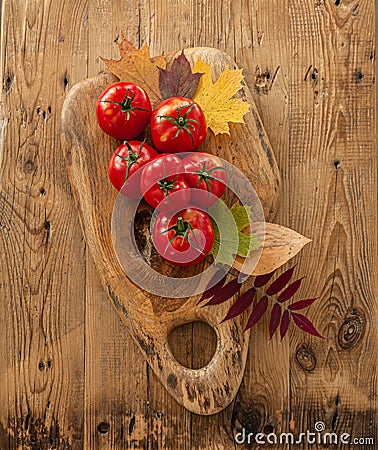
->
xmin=168 ymin=321 xmax=217 ymax=369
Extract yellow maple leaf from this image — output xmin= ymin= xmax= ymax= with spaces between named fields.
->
xmin=192 ymin=59 xmax=250 ymax=135
xmin=101 ymin=33 xmax=166 ymax=107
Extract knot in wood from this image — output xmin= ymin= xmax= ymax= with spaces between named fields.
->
xmin=295 ymin=345 xmax=316 ymax=371
xmin=23 ymin=159 xmax=35 ymax=174
xmin=338 ymin=312 xmax=364 ymax=350
xmin=240 ymin=407 xmax=262 ymax=434
xmin=355 ymin=71 xmax=363 ymax=83
xmin=97 ymin=422 xmax=110 ymax=434
xmin=5 ymin=73 xmax=13 ymax=93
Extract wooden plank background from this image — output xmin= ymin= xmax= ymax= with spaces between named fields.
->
xmin=0 ymin=1 xmax=376 ymax=449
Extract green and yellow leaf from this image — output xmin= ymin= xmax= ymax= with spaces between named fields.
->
xmin=208 ymin=201 xmax=260 ymax=266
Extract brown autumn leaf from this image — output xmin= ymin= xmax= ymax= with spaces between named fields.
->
xmin=101 ymin=33 xmax=166 ymax=107
xmin=233 ymin=222 xmax=311 ymax=276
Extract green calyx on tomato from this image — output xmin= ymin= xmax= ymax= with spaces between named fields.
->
xmin=195 ymin=160 xmax=227 ymax=193
xmin=101 ymin=89 xmax=151 ymax=120
xmin=157 ymin=175 xmax=179 ymax=197
xmin=160 ymin=215 xmax=205 ymax=255
xmin=182 ymin=152 xmax=227 ymax=208
xmin=156 ymin=163 xmax=181 ymax=198
xmin=108 ymin=140 xmax=157 ymax=197
xmin=141 ymin=154 xmax=190 ymax=211
xmin=150 ymin=97 xmax=206 ymax=153
xmin=157 ymin=102 xmax=200 ymax=146
xmin=114 ymin=140 xmax=146 ymax=183
xmin=97 ymin=82 xmax=152 ymax=140
xmin=152 ymin=207 xmax=214 ymax=266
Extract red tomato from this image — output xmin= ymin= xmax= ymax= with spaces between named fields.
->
xmin=152 ymin=207 xmax=214 ymax=266
xmin=108 ymin=140 xmax=158 ymax=198
xmin=150 ymin=97 xmax=207 ymax=153
xmin=182 ymin=152 xmax=227 ymax=207
xmin=96 ymin=82 xmax=151 ymax=140
xmin=140 ymin=154 xmax=190 ymax=211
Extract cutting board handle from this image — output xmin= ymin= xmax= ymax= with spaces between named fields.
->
xmin=117 ymin=296 xmax=250 ymax=415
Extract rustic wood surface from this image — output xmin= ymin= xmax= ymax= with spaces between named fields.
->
xmin=0 ymin=1 xmax=376 ymax=449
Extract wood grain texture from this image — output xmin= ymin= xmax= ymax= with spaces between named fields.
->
xmin=286 ymin=2 xmax=377 ymax=448
xmin=0 ymin=1 xmax=89 ymax=448
xmin=0 ymin=0 xmax=376 ymax=449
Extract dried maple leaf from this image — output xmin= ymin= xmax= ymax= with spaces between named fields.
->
xmin=159 ymin=51 xmax=203 ymax=99
xmin=233 ymin=222 xmax=312 ymax=275
xmin=192 ymin=59 xmax=250 ymax=135
xmin=101 ymin=34 xmax=166 ymax=106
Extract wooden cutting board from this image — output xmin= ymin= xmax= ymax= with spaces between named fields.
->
xmin=61 ymin=47 xmax=281 ymax=415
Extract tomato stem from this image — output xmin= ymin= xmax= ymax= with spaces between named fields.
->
xmin=194 ymin=160 xmax=227 ymax=194
xmin=157 ymin=165 xmax=178 ymax=198
xmin=176 ymin=217 xmax=186 ymax=233
xmin=102 ymin=90 xmax=151 ymax=120
xmin=114 ymin=140 xmax=147 ymax=184
xmin=157 ymin=177 xmax=177 ymax=197
xmin=160 ymin=218 xmax=205 ymax=256
xmin=157 ymin=102 xmax=201 ymax=147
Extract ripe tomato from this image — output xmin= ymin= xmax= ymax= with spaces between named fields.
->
xmin=152 ymin=207 xmax=214 ymax=266
xmin=96 ymin=82 xmax=151 ymax=140
xmin=140 ymin=154 xmax=190 ymax=211
xmin=182 ymin=152 xmax=227 ymax=207
xmin=150 ymin=97 xmax=207 ymax=153
xmin=108 ymin=140 xmax=158 ymax=198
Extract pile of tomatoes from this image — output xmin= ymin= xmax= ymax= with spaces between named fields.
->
xmin=96 ymin=81 xmax=227 ymax=267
